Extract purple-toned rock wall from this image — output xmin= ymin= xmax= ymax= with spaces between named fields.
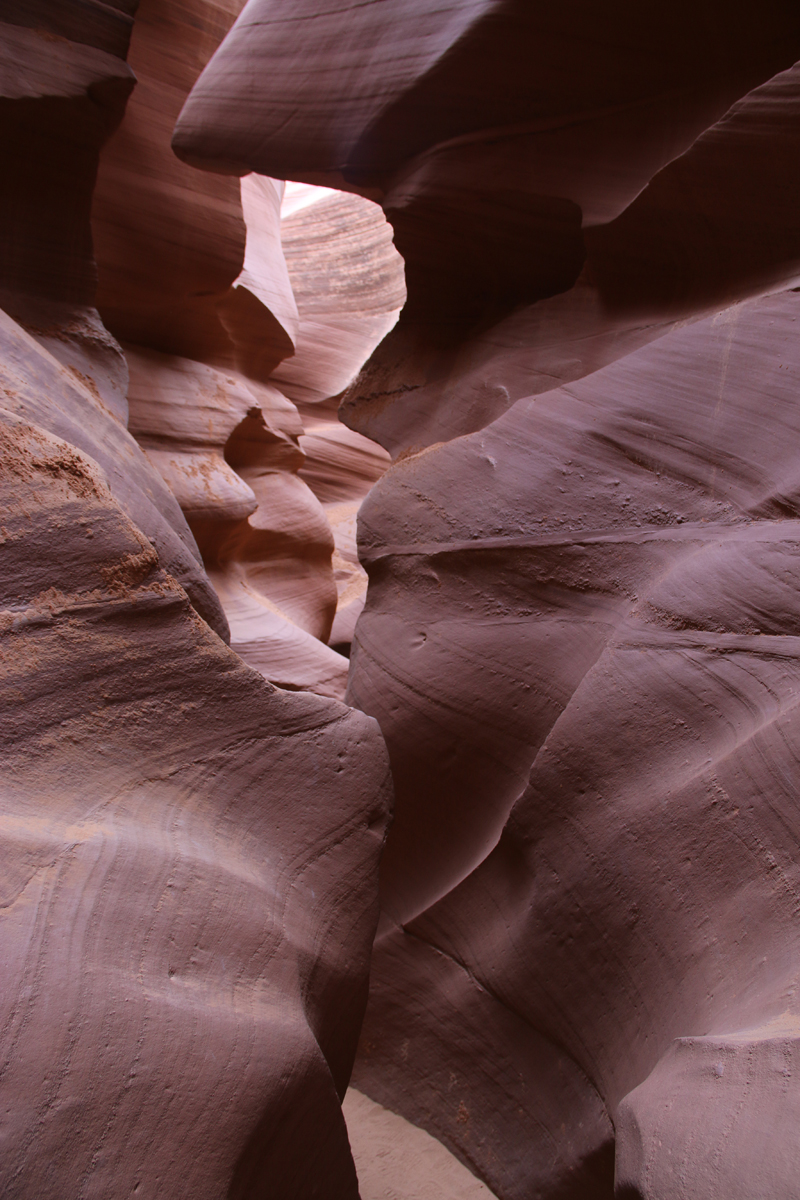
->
xmin=3 ymin=1 xmax=800 ymax=1196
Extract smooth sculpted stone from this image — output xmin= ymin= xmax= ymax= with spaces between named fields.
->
xmin=93 ymin=0 xmax=295 ymax=378
xmin=0 ymin=403 xmax=391 ymax=1199
xmin=272 ymin=184 xmax=405 ymax=408
xmin=348 ymin=290 xmax=800 ymax=1198
xmin=173 ymin=0 xmax=800 ymax=192
xmin=11 ymin=3 xmax=800 ymax=1197
xmin=126 ymin=347 xmax=266 ymax=524
xmin=297 ymin=419 xmax=391 ymax=656
xmin=339 ymin=275 xmax=680 ymax=457
xmin=237 ymin=173 xmax=300 ymax=350
xmin=0 ymin=0 xmax=138 ymax=59
xmin=340 ymin=55 xmax=800 ymax=455
xmin=0 ymin=16 xmax=135 ymax=405
xmin=614 ymin=1016 xmax=800 ymax=1200
xmin=589 ymin=61 xmax=800 ymax=317
xmin=91 ymin=0 xmax=360 ymax=698
xmin=0 ymin=19 xmax=134 ymax=308
xmin=124 ymin=347 xmax=349 ymax=698
xmin=173 ymin=0 xmax=800 ymax=447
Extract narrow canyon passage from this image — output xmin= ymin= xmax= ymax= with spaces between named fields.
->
xmin=2 ymin=2 xmax=800 ymax=1198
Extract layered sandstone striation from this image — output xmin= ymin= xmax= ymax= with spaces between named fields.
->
xmin=0 ymin=3 xmax=394 ymax=1197
xmin=6 ymin=0 xmax=800 ymax=1198
xmin=0 ymin=403 xmax=390 ymax=1197
xmin=177 ymin=3 xmax=800 ymax=1198
xmin=90 ymin=0 xmax=401 ymax=697
xmin=350 ymin=292 xmax=800 ymax=1199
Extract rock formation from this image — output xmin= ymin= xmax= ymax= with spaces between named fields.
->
xmin=350 ymin=291 xmax=800 ymax=1199
xmin=0 ymin=401 xmax=390 ymax=1198
xmin=175 ymin=3 xmax=800 ymax=1198
xmin=0 ymin=3 xmax=393 ymax=1196
xmin=91 ymin=0 xmax=403 ymax=696
xmin=6 ymin=0 xmax=800 ymax=1197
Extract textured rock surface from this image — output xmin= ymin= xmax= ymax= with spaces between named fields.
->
xmin=339 ymin=277 xmax=680 ymax=456
xmin=0 ymin=308 xmax=227 ymax=639
xmin=0 ymin=11 xmax=135 ymax=418
xmin=344 ymin=1089 xmax=497 ymax=1199
xmin=121 ymin=344 xmax=350 ymax=695
xmin=339 ymin=51 xmax=800 ymax=456
xmin=91 ymin=0 xmax=400 ymax=698
xmin=272 ymin=183 xmax=405 ymax=408
xmin=174 ymin=4 xmax=800 ymax=1197
xmin=0 ymin=403 xmax=391 ymax=1197
xmin=91 ymin=0 xmax=267 ymax=368
xmin=173 ymin=0 xmax=800 ymax=191
xmin=9 ymin=0 xmax=800 ymax=1197
xmin=588 ymin=61 xmax=800 ymax=317
xmin=0 ymin=4 xmax=395 ymax=1196
xmin=174 ymin=0 xmax=800 ymax=450
xmin=349 ymin=291 xmax=800 ymax=1197
xmin=298 ymin=417 xmax=391 ymax=655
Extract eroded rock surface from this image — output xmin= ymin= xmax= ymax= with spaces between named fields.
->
xmin=7 ymin=0 xmax=800 ymax=1197
xmin=0 ymin=404 xmax=391 ymax=1198
xmin=0 ymin=4 xmax=394 ymax=1197
xmin=175 ymin=4 xmax=800 ymax=1198
xmin=90 ymin=0 xmax=400 ymax=697
xmin=350 ymin=291 xmax=800 ymax=1198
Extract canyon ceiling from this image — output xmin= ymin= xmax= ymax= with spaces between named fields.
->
xmin=2 ymin=1 xmax=800 ymax=1197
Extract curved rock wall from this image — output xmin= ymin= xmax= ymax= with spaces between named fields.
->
xmin=90 ymin=0 xmax=403 ymax=699
xmin=175 ymin=3 xmax=800 ymax=1198
xmin=0 ymin=3 xmax=394 ymax=1196
xmin=0 ymin=403 xmax=391 ymax=1198
xmin=6 ymin=1 xmax=800 ymax=1198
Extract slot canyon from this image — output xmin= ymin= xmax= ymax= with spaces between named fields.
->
xmin=2 ymin=1 xmax=800 ymax=1196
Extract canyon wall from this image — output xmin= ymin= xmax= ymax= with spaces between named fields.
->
xmin=4 ymin=1 xmax=800 ymax=1197
xmin=0 ymin=3 xmax=395 ymax=1196
xmin=176 ymin=3 xmax=800 ymax=1198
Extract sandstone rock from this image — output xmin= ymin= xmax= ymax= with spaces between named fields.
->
xmin=340 ymin=275 xmax=679 ymax=456
xmin=207 ymin=412 xmax=338 ymax=643
xmin=615 ymin=1016 xmax=800 ymax=1199
xmin=173 ymin=0 xmax=800 ymax=193
xmin=173 ymin=6 xmax=800 ymax=1195
xmin=343 ymin=1088 xmax=498 ymax=1200
xmin=205 ymin=567 xmax=350 ymax=701
xmin=175 ymin=1 xmax=800 ymax=454
xmin=0 ymin=402 xmax=391 ymax=1198
xmin=125 ymin=347 xmax=264 ymax=524
xmin=0 ymin=308 xmax=227 ymax=640
xmin=349 ymin=289 xmax=800 ymax=1197
xmin=589 ymin=62 xmax=800 ymax=318
xmin=91 ymin=0 xmax=356 ymax=697
xmin=0 ymin=6 xmax=398 ymax=1197
xmin=123 ymin=339 xmax=346 ymax=696
xmin=340 ymin=52 xmax=800 ymax=455
xmin=237 ymin=174 xmax=299 ymax=349
xmin=299 ymin=421 xmax=390 ymax=507
xmin=0 ymin=20 xmax=134 ymax=307
xmin=271 ymin=183 xmax=405 ymax=407
xmin=0 ymin=0 xmax=138 ymax=58
xmin=0 ymin=17 xmax=135 ymax=410
xmin=92 ymin=0 xmax=294 ymax=379
xmin=295 ymin=422 xmax=390 ymax=656
xmin=11 ymin=0 xmax=800 ymax=1196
